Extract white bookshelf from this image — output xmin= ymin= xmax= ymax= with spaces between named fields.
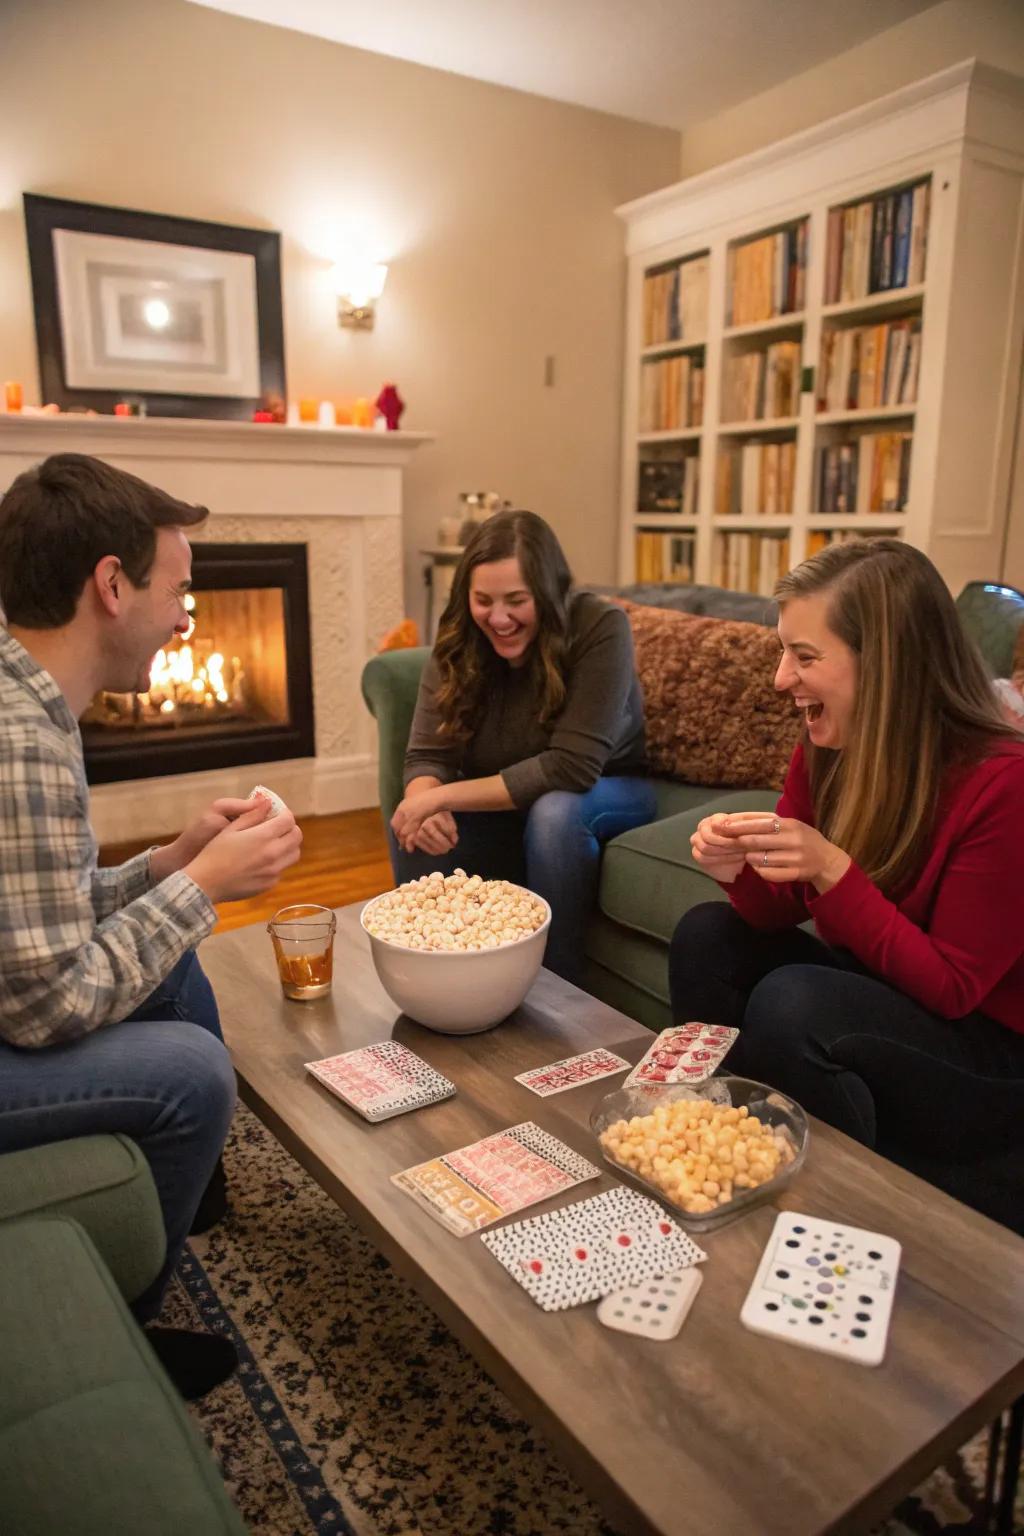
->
xmin=616 ymin=60 xmax=1024 ymax=595
xmin=641 ymin=340 xmax=707 ymax=359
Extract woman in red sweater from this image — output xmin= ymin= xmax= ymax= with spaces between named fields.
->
xmin=668 ymin=539 xmax=1024 ymax=1229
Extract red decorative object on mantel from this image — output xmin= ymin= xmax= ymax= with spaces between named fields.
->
xmin=375 ymin=382 xmax=405 ymax=431
xmin=252 ymin=409 xmax=275 ymax=423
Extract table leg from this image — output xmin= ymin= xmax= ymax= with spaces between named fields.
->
xmin=996 ymin=1394 xmax=1023 ymax=1535
xmin=985 ymin=1415 xmax=1003 ymax=1528
xmin=984 ymin=1395 xmax=1024 ymax=1535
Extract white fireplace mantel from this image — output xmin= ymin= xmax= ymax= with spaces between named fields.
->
xmin=0 ymin=413 xmax=435 ymax=841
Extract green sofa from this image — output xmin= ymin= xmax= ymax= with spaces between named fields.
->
xmin=0 ymin=1134 xmax=247 ymax=1536
xmin=362 ymin=580 xmax=1024 ymax=1032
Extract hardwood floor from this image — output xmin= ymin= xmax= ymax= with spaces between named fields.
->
xmin=98 ymin=808 xmax=395 ymax=933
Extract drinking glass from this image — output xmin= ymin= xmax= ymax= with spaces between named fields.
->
xmin=267 ymin=904 xmax=336 ymax=1000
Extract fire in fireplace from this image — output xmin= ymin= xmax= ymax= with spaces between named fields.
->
xmin=84 ymin=589 xmax=284 ymax=732
xmin=82 ymin=543 xmax=315 ymax=784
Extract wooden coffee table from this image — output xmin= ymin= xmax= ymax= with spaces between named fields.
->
xmin=200 ymin=902 xmax=1024 ymax=1536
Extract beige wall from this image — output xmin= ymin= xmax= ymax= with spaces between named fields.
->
xmin=0 ymin=0 xmax=679 ymax=622
xmin=678 ymin=0 xmax=1024 ymax=175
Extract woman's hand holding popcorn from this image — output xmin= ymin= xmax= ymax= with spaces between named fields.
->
xmin=689 ymin=811 xmax=753 ymax=884
xmin=716 ymin=813 xmax=852 ymax=893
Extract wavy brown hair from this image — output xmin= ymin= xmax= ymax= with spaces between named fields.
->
xmin=432 ymin=510 xmax=573 ymax=742
xmin=775 ymin=539 xmax=1019 ymax=894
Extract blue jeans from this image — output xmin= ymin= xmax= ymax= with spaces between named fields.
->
xmin=392 ymin=777 xmax=657 ymax=984
xmin=125 ymin=948 xmax=223 ymax=1040
xmin=0 ymin=951 xmax=235 ymax=1320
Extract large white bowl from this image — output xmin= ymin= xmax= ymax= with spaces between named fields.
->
xmin=360 ymin=888 xmax=551 ymax=1034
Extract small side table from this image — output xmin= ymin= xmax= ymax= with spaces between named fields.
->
xmin=420 ymin=546 xmax=465 ymax=641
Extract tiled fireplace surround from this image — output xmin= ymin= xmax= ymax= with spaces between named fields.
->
xmin=0 ymin=415 xmax=433 ymax=842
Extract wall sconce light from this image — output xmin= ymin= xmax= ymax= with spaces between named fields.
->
xmin=332 ymin=259 xmax=389 ymax=329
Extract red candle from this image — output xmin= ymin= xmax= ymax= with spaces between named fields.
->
xmin=113 ymin=402 xmax=132 ymax=417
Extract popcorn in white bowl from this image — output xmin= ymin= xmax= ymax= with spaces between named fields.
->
xmin=361 ymin=871 xmax=550 ymax=1034
xmin=363 ymin=870 xmax=547 ymax=953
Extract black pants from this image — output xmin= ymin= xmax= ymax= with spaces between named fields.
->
xmin=668 ymin=902 xmax=1024 ymax=1232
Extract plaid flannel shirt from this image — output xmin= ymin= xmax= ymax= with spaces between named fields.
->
xmin=0 ymin=629 xmax=216 ymax=1049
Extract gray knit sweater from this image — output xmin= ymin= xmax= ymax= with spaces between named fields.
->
xmin=403 ymin=591 xmax=647 ymax=809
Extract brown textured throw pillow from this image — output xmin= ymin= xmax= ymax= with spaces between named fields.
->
xmin=615 ymin=598 xmax=800 ymax=790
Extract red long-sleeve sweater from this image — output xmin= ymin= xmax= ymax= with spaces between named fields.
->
xmin=724 ymin=740 xmax=1024 ymax=1031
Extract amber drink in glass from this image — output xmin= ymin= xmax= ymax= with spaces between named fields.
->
xmin=267 ymin=904 xmax=336 ymax=1000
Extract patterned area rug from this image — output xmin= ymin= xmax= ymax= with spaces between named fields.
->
xmin=163 ymin=1106 xmax=1016 ymax=1536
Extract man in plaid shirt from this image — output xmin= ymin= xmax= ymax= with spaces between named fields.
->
xmin=0 ymin=454 xmax=302 ymax=1397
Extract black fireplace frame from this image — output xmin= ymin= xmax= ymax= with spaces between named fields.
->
xmin=83 ymin=542 xmax=315 ymax=784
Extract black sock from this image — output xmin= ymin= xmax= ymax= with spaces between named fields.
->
xmin=189 ymin=1155 xmax=228 ymax=1235
xmin=144 ymin=1327 xmax=238 ymax=1400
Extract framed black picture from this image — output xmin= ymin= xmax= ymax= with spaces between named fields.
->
xmin=23 ymin=193 xmax=286 ymax=419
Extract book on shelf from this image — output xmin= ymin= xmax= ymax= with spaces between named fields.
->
xmin=727 ymin=223 xmax=806 ymax=327
xmin=635 ymin=529 xmax=696 ymax=583
xmin=639 ymin=353 xmax=706 ymax=431
xmin=637 ymin=453 xmax=699 ymax=516
xmin=642 ymin=254 xmax=709 ymax=347
xmin=721 ymin=340 xmax=801 ymax=421
xmin=817 ymin=431 xmax=913 ymax=514
xmin=715 ymin=440 xmax=797 ymax=517
xmin=825 ymin=180 xmax=930 ymax=304
xmin=806 ymin=526 xmax=902 ymax=556
xmin=817 ymin=318 xmax=921 ymax=413
xmin=715 ymin=531 xmax=790 ymax=596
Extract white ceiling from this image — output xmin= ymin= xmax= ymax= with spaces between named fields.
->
xmin=187 ymin=0 xmax=940 ymax=131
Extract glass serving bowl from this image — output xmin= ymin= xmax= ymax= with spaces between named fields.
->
xmin=589 ymin=1075 xmax=809 ymax=1234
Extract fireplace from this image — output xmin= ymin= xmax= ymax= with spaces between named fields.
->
xmin=82 ymin=542 xmax=315 ymax=784
xmin=0 ymin=413 xmax=431 ymax=840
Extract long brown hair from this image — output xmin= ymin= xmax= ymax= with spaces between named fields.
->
xmin=432 ymin=510 xmax=573 ymax=741
xmin=775 ymin=539 xmax=1019 ymax=894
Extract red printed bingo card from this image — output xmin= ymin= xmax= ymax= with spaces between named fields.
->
xmin=625 ymin=1023 xmax=739 ymax=1089
xmin=515 ymin=1048 xmax=631 ymax=1097
xmin=391 ymin=1122 xmax=601 ymax=1237
xmin=305 ymin=1042 xmax=455 ymax=1122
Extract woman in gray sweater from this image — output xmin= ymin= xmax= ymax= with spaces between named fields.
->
xmin=392 ymin=510 xmax=654 ymax=982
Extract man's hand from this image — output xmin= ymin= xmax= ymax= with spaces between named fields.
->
xmin=150 ymin=797 xmax=261 ymax=883
xmin=185 ymin=800 xmax=303 ymax=903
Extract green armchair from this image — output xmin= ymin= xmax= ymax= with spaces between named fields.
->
xmin=0 ymin=1135 xmax=247 ymax=1535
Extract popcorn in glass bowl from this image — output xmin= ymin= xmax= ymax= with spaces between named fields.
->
xmin=591 ymin=1077 xmax=808 ymax=1231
